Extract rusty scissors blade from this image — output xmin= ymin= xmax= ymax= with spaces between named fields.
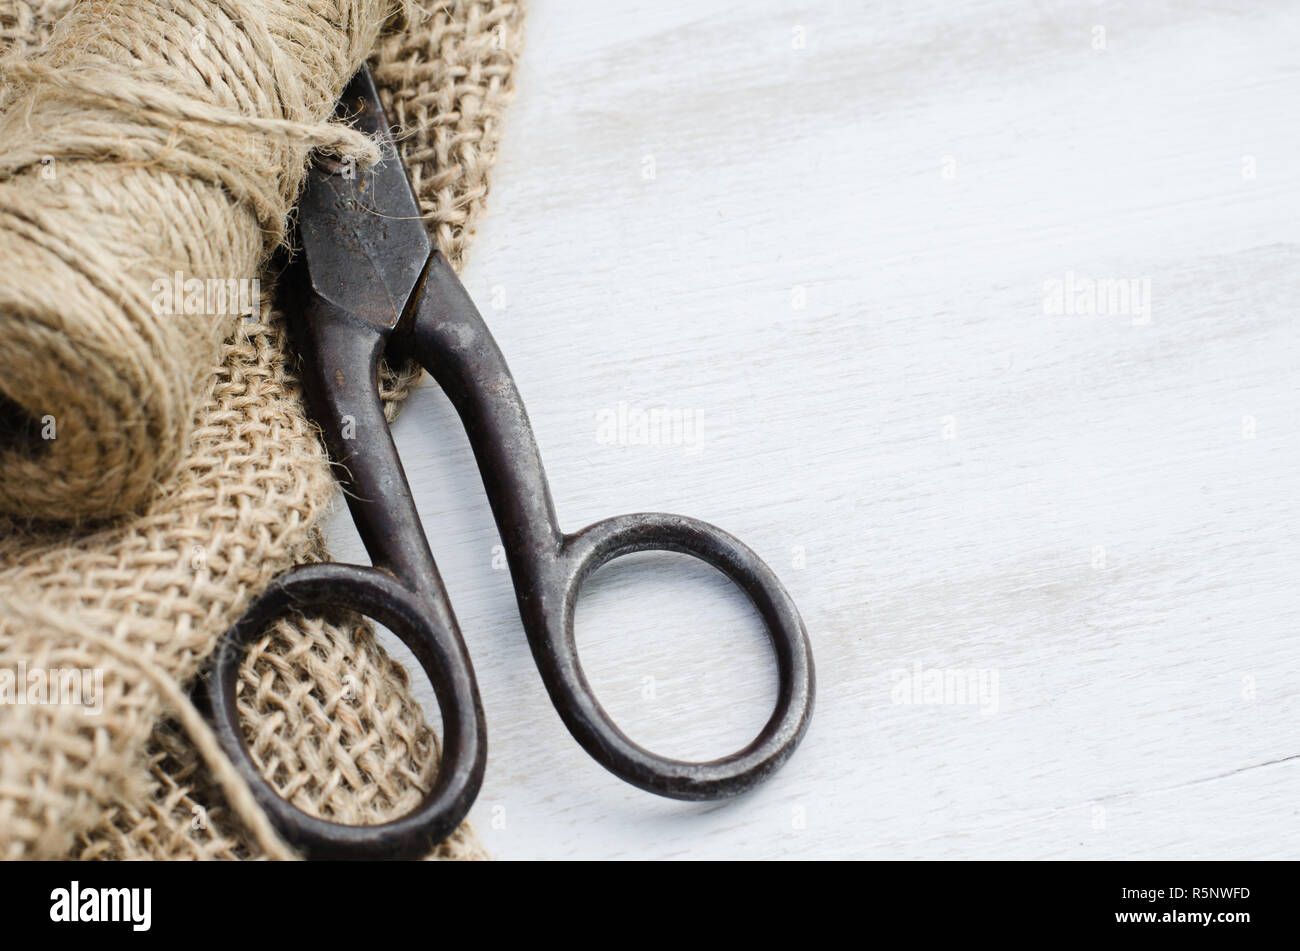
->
xmin=203 ymin=64 xmax=815 ymax=860
xmin=294 ymin=66 xmax=430 ymax=332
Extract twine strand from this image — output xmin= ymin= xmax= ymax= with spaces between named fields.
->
xmin=0 ymin=0 xmax=390 ymax=521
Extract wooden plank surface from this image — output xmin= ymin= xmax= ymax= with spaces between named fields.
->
xmin=325 ymin=0 xmax=1300 ymax=858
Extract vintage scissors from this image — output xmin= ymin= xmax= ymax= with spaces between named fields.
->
xmin=205 ymin=65 xmax=815 ymax=860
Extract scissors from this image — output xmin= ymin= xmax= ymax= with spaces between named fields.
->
xmin=204 ymin=65 xmax=815 ymax=860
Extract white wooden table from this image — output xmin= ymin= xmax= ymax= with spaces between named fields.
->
xmin=326 ymin=0 xmax=1300 ymax=858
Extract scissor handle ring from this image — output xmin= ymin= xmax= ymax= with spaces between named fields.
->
xmin=537 ymin=513 xmax=815 ymax=801
xmin=205 ymin=562 xmax=487 ymax=860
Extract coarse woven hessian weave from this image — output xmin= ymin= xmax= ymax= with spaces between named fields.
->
xmin=0 ymin=0 xmax=524 ymax=860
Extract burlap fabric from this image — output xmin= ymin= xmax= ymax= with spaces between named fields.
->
xmin=0 ymin=0 xmax=524 ymax=860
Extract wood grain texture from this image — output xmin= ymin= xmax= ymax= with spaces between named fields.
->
xmin=324 ymin=0 xmax=1300 ymax=858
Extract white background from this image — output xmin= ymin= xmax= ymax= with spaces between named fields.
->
xmin=326 ymin=0 xmax=1300 ymax=858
